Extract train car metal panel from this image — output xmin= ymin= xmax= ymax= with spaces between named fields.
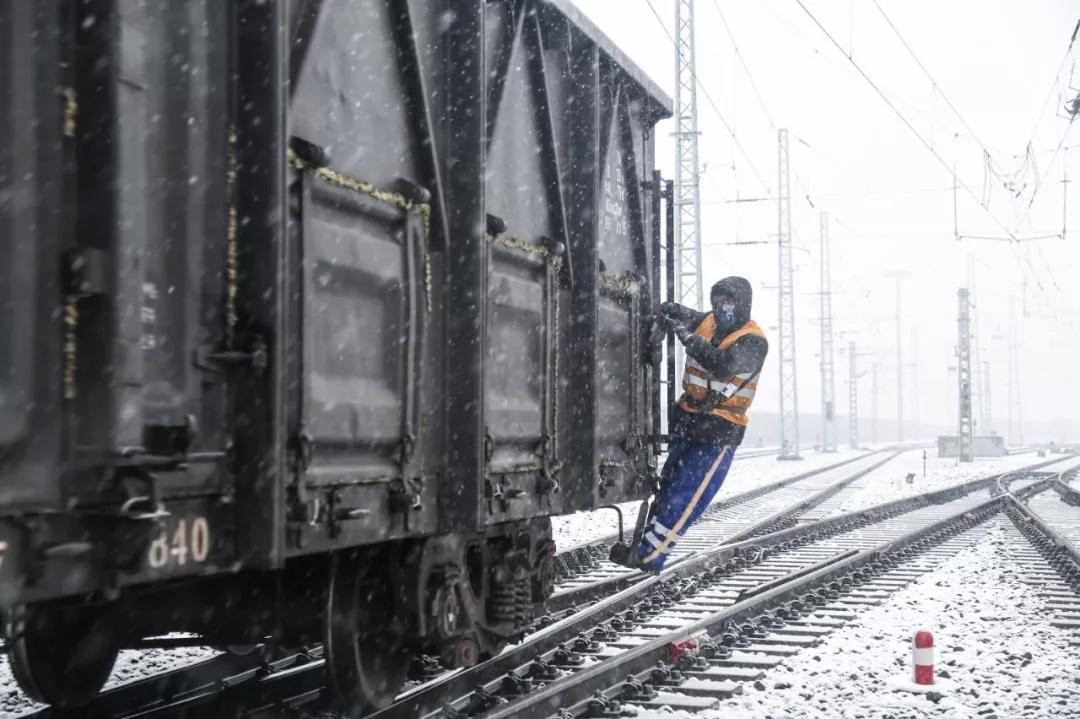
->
xmin=0 ymin=0 xmax=670 ymax=708
xmin=0 ymin=0 xmax=67 ymax=510
xmin=285 ymin=0 xmax=669 ymax=549
xmin=0 ymin=1 xmax=242 ymax=609
xmin=71 ymin=0 xmax=234 ymax=499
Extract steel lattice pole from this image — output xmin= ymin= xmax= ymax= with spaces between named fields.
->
xmin=967 ymin=255 xmax=983 ymax=434
xmin=848 ymin=340 xmax=858 ymax=449
xmin=777 ymin=129 xmax=801 ymax=459
xmin=819 ymin=213 xmax=836 ymax=452
xmin=674 ymin=0 xmax=703 ymax=311
xmin=1008 ymin=296 xmax=1022 ymax=445
xmin=895 ymin=280 xmax=902 ymax=442
xmin=911 ymin=324 xmax=920 ymax=436
xmin=957 ymin=289 xmax=974 ymax=461
xmin=884 ymin=270 xmax=909 ymax=442
xmin=871 ymin=362 xmax=879 ymax=445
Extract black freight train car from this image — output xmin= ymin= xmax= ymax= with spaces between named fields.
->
xmin=0 ymin=0 xmax=671 ymax=710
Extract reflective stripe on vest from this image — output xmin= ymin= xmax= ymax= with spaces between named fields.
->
xmin=678 ymin=316 xmax=765 ymax=426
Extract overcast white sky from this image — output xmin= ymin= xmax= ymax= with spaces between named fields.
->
xmin=572 ymin=0 xmax=1080 ymax=438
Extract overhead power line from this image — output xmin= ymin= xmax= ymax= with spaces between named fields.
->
xmin=711 ymin=0 xmax=777 ymax=131
xmin=1017 ymin=114 xmax=1077 ymax=229
xmin=708 ymin=0 xmax=831 ymax=214
xmin=1021 ymin=19 xmax=1080 ymax=157
xmin=869 ymin=0 xmax=1050 ymax=208
xmin=643 ymin=0 xmax=773 ymax=194
xmin=1008 ymin=18 xmax=1080 ymax=224
xmin=792 ymin=0 xmax=1059 ymax=297
xmin=793 ymin=0 xmax=1012 ymax=237
xmin=870 ymin=0 xmax=987 ymax=150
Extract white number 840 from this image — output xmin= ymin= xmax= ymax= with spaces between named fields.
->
xmin=148 ymin=517 xmax=210 ymax=569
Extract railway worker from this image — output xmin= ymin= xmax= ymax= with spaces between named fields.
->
xmin=635 ymin=276 xmax=768 ymax=572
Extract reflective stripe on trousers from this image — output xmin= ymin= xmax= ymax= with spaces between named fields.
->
xmin=637 ymin=441 xmax=737 ymax=571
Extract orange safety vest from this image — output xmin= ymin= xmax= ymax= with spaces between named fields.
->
xmin=678 ymin=316 xmax=765 ymax=426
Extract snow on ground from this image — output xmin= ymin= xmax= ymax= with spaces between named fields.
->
xmin=691 ymin=519 xmax=1080 ymax=719
xmin=801 ymin=450 xmax=1046 ymax=521
xmin=552 ymin=448 xmax=1050 ymax=552
xmin=551 ymin=448 xmax=873 ymax=551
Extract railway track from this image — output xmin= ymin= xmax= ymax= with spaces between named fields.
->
xmin=15 ymin=455 xmax=1073 ymax=718
xmin=550 ymin=449 xmax=904 ymax=606
xmin=543 ymin=470 xmax=1080 ymax=719
xmin=380 ymin=466 xmax=1068 ymax=719
xmin=552 ymin=449 xmax=883 ymax=555
xmin=8 ymin=450 xmax=900 ymax=719
xmin=547 ymin=446 xmax=1037 ymax=611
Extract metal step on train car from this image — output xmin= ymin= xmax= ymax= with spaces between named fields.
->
xmin=0 ymin=0 xmax=671 ymax=711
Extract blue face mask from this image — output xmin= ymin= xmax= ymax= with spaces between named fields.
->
xmin=718 ymin=302 xmax=736 ymax=326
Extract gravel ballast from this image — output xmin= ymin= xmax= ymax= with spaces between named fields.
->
xmin=692 ymin=519 xmax=1080 ymax=718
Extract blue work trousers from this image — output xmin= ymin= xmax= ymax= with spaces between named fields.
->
xmin=637 ymin=440 xmax=736 ymax=572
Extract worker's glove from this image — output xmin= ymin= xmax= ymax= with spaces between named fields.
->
xmin=673 ymin=323 xmax=692 ymax=344
xmin=659 ymin=301 xmax=681 ymax=319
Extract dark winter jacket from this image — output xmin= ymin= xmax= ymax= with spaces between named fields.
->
xmin=667 ymin=277 xmax=769 ymax=446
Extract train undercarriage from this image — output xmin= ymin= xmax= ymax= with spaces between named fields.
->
xmin=5 ymin=517 xmax=555 ymax=711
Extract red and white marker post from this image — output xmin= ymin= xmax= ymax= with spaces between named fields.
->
xmin=912 ymin=629 xmax=934 ymax=685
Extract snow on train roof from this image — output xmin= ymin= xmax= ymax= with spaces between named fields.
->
xmin=544 ymin=0 xmax=673 ymax=117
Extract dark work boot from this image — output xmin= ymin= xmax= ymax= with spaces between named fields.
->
xmin=608 ymin=542 xmax=635 ymax=568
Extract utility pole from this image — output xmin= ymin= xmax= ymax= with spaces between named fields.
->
xmin=982 ymin=360 xmax=992 ymax=433
xmin=966 ymin=255 xmax=983 ymax=433
xmin=777 ymin=129 xmax=801 ymax=459
xmin=1008 ymin=296 xmax=1022 ymax=445
xmin=957 ymin=288 xmax=974 ymax=462
xmin=895 ymin=281 xmax=902 ymax=441
xmin=884 ymin=270 xmax=909 ymax=441
xmin=674 ymin=0 xmax=703 ymax=311
xmin=848 ymin=340 xmax=859 ymax=449
xmin=819 ymin=213 xmax=837 ymax=452
xmin=871 ymin=361 xmax=879 ymax=445
xmin=910 ymin=324 xmax=920 ymax=438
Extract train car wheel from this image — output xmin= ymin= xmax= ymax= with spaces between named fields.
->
xmin=8 ymin=602 xmax=120 ymax=707
xmin=325 ymin=550 xmax=412 ymax=712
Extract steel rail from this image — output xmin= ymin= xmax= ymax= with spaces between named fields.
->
xmin=17 ymin=457 xmax=1059 ymax=719
xmin=360 ymin=457 xmax=1060 ymax=719
xmin=552 ymin=448 xmax=893 ymax=558
xmin=1009 ymin=467 xmax=1080 ymax=566
xmin=545 ymin=450 xmax=903 ymax=612
xmin=485 ymin=489 xmax=1011 ymax=718
xmin=548 ymin=475 xmax=1077 ymax=719
xmin=720 ymin=449 xmax=902 ymax=541
xmin=1050 ymin=476 xmax=1080 ymax=507
xmin=9 ymin=453 xmax=898 ymax=719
